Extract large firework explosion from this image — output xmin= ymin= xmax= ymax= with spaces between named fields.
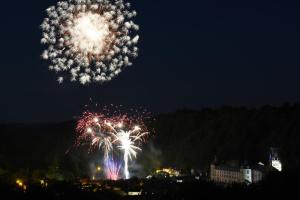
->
xmin=76 ymin=105 xmax=151 ymax=179
xmin=41 ymin=0 xmax=139 ymax=84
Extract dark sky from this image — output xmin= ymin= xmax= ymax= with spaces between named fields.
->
xmin=1 ymin=0 xmax=300 ymax=123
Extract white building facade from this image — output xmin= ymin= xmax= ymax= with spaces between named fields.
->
xmin=210 ymin=164 xmax=263 ymax=184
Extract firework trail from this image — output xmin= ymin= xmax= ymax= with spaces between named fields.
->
xmin=104 ymin=157 xmax=121 ymax=180
xmin=41 ymin=0 xmax=139 ymax=84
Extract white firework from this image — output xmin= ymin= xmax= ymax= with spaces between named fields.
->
xmin=41 ymin=0 xmax=139 ymax=84
xmin=107 ymin=122 xmax=149 ymax=179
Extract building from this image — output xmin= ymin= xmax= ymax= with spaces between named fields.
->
xmin=148 ymin=168 xmax=181 ymax=179
xmin=210 ymin=161 xmax=263 ymax=185
xmin=270 ymin=147 xmax=282 ymax=172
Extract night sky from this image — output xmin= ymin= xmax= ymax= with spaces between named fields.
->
xmin=1 ymin=0 xmax=300 ymax=123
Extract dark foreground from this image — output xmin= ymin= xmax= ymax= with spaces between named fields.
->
xmin=0 ymin=170 xmax=299 ymax=200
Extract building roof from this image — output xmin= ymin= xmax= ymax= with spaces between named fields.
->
xmin=212 ymin=161 xmax=265 ymax=173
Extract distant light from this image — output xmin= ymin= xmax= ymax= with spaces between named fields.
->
xmin=176 ymin=179 xmax=183 ymax=183
xmin=106 ymin=122 xmax=112 ymax=126
xmin=117 ymin=122 xmax=123 ymax=128
xmin=272 ymin=160 xmax=282 ymax=172
xmin=146 ymin=175 xmax=152 ymax=179
xmin=128 ymin=191 xmax=141 ymax=196
xmin=155 ymin=168 xmax=180 ymax=177
xmin=97 ymin=166 xmax=101 ymax=172
xmin=16 ymin=179 xmax=23 ymax=187
xmin=87 ymin=128 xmax=92 ymax=133
xmin=258 ymin=162 xmax=265 ymax=166
xmin=16 ymin=179 xmax=26 ymax=191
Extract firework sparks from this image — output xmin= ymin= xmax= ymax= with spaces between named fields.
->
xmin=76 ymin=112 xmax=114 ymax=160
xmin=104 ymin=158 xmax=121 ymax=180
xmin=76 ymin=105 xmax=151 ymax=179
xmin=105 ymin=121 xmax=149 ymax=179
xmin=41 ymin=0 xmax=139 ymax=84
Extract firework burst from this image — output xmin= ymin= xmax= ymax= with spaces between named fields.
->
xmin=76 ymin=112 xmax=114 ymax=160
xmin=105 ymin=120 xmax=149 ymax=179
xmin=41 ymin=0 xmax=139 ymax=84
xmin=76 ymin=105 xmax=151 ymax=179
